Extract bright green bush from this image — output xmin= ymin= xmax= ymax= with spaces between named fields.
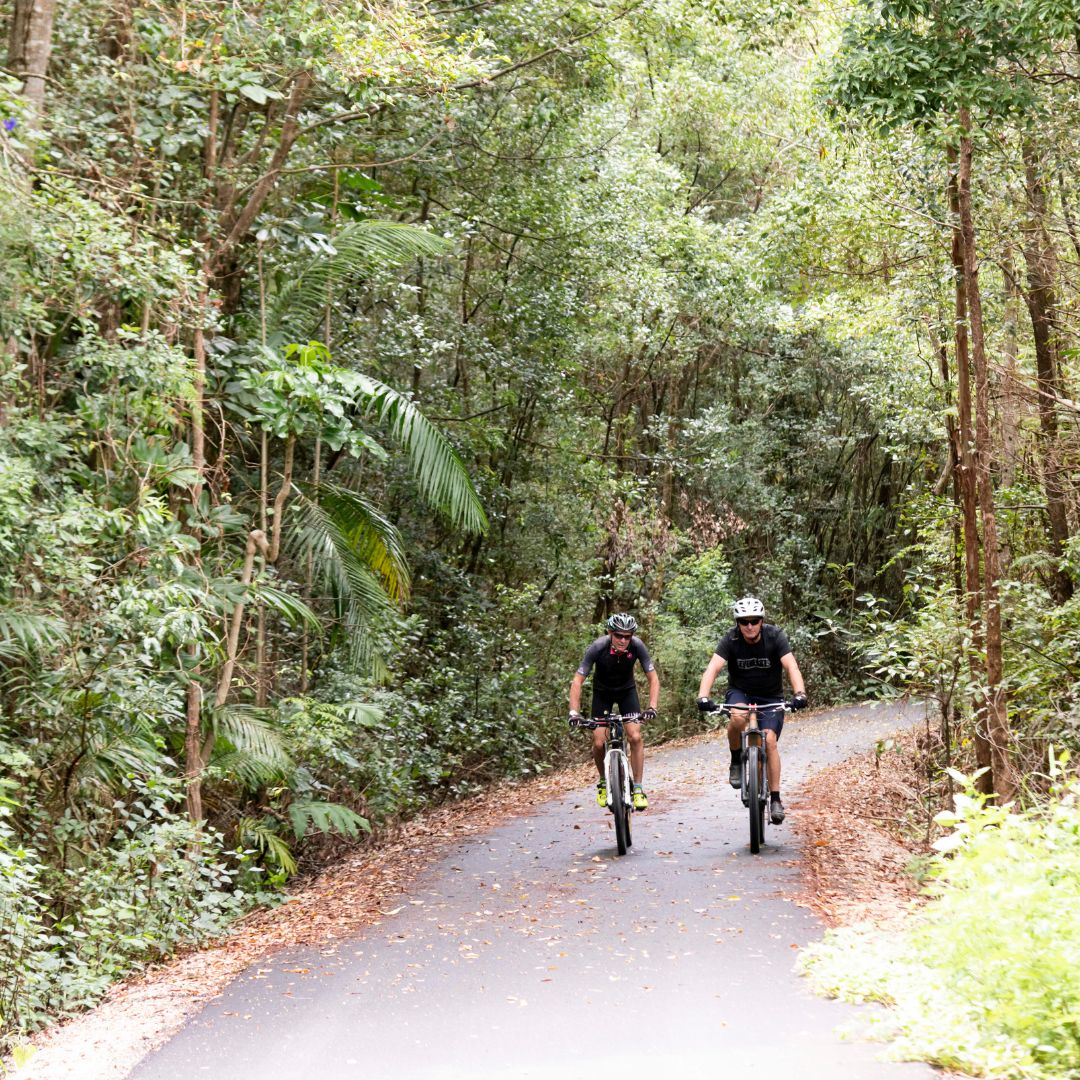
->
xmin=799 ymin=767 xmax=1080 ymax=1079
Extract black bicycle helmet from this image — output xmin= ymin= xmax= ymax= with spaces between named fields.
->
xmin=606 ymin=612 xmax=638 ymax=634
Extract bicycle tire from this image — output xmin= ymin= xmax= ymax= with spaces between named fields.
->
xmin=747 ymin=745 xmax=764 ymax=854
xmin=610 ymin=754 xmax=631 ymax=856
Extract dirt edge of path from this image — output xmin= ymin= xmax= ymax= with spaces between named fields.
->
xmin=790 ymin=726 xmax=934 ymax=927
xmin=12 ymin=725 xmax=934 ymax=1080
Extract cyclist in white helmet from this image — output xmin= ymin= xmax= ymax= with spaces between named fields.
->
xmin=569 ymin=612 xmax=660 ymax=810
xmin=696 ymin=596 xmax=807 ymax=824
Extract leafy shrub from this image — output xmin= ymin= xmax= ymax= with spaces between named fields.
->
xmin=0 ymin=772 xmax=251 ymax=1049
xmin=799 ymin=766 xmax=1080 ymax=1079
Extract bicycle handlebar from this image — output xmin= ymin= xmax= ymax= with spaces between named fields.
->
xmin=712 ymin=701 xmax=791 ymax=714
xmin=569 ymin=712 xmax=645 ymax=729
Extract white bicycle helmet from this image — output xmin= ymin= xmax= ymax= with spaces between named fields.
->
xmin=606 ymin=612 xmax=638 ymax=634
xmin=732 ymin=596 xmax=765 ymax=620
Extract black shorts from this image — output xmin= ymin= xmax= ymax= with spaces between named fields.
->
xmin=724 ymin=688 xmax=785 ymax=736
xmin=590 ymin=686 xmax=641 ymax=719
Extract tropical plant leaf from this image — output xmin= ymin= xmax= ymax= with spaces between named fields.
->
xmin=292 ymin=483 xmax=410 ymax=603
xmin=354 ymin=374 xmax=488 ymax=534
xmin=0 ymin=609 xmax=69 ymax=658
xmin=256 ymin=583 xmax=323 ymax=632
xmin=287 ymin=798 xmax=371 ymax=841
xmin=237 ymin=816 xmax=297 ymax=876
xmin=270 ymin=221 xmax=451 ymax=340
xmin=286 ymin=484 xmax=409 ymax=673
xmin=209 ymin=705 xmax=293 ymax=777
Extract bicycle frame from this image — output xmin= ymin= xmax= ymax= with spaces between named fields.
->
xmin=602 ymin=717 xmax=633 ymax=811
xmin=717 ymin=701 xmax=786 ymax=854
xmin=570 ymin=712 xmax=643 ymax=856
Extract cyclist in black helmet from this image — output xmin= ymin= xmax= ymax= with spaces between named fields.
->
xmin=695 ymin=596 xmax=807 ymax=825
xmin=569 ymin=613 xmax=660 ymax=810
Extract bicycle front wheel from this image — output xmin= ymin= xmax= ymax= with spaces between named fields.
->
xmin=609 ymin=753 xmax=631 ymax=856
xmin=746 ymin=746 xmax=764 ymax=854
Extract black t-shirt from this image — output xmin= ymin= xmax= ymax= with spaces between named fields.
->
xmin=576 ymin=636 xmax=655 ymax=693
xmin=715 ymin=624 xmax=792 ymax=698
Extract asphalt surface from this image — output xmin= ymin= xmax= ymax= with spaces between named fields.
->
xmin=132 ymin=703 xmax=938 ymax=1080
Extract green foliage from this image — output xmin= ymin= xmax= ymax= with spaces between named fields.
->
xmin=799 ymin=766 xmax=1080 ymax=1078
xmin=0 ymin=772 xmax=250 ymax=1046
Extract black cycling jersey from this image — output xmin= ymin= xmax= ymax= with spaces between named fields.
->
xmin=576 ymin=635 xmax=655 ymax=693
xmin=715 ymin=623 xmax=792 ymax=699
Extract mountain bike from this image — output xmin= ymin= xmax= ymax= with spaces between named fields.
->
xmin=569 ymin=712 xmax=643 ymax=855
xmin=717 ymin=701 xmax=789 ymax=854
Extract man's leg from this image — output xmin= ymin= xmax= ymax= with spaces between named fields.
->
xmin=724 ymin=690 xmax=750 ymax=788
xmin=765 ymin=728 xmax=781 ymax=791
xmin=764 ymin=728 xmax=784 ymax=823
xmin=591 ymin=728 xmax=606 ymax=775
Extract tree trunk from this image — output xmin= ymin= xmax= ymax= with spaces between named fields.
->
xmin=8 ymin=0 xmax=56 ymax=112
xmin=184 ymin=306 xmax=210 ymax=822
xmin=1021 ymin=137 xmax=1072 ymax=604
xmin=946 ymin=150 xmax=993 ymax=796
xmin=958 ymin=118 xmax=1014 ymax=805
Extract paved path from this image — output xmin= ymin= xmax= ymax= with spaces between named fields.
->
xmin=132 ymin=703 xmax=937 ymax=1079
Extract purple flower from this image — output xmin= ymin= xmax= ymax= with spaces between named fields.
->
xmin=1 ymin=119 xmax=15 ymax=133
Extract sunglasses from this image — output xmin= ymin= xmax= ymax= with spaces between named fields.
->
xmin=611 ymin=632 xmax=632 ymax=641
xmin=737 ymin=618 xmax=762 ymax=626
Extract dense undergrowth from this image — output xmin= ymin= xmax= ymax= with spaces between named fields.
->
xmin=799 ymin=765 xmax=1080 ymax=1079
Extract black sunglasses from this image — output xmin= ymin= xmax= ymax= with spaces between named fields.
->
xmin=611 ymin=632 xmax=632 ymax=640
xmin=736 ymin=617 xmax=762 ymax=626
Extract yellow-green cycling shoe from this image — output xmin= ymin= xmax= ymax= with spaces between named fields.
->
xmin=632 ymin=786 xmax=648 ymax=811
xmin=596 ymin=780 xmax=608 ymax=807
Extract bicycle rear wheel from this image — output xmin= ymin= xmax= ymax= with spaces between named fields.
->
xmin=609 ymin=753 xmax=631 ymax=856
xmin=746 ymin=746 xmax=764 ymax=854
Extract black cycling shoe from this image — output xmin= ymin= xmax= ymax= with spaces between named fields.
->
xmin=770 ymin=797 xmax=786 ymax=825
xmin=728 ymin=761 xmax=741 ymax=789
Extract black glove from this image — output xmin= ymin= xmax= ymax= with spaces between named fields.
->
xmin=790 ymin=693 xmax=808 ymax=712
xmin=696 ymin=697 xmax=718 ymax=713
xmin=568 ymin=710 xmax=584 ymax=729
xmin=641 ymin=707 xmax=657 ymax=721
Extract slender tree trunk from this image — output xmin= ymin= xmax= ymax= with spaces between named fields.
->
xmin=8 ymin=0 xmax=56 ymax=113
xmin=958 ymin=119 xmax=1013 ymax=805
xmin=1021 ymin=137 xmax=1072 ymax=604
xmin=947 ymin=150 xmax=993 ymax=795
xmin=204 ymin=529 xmax=269 ymax=761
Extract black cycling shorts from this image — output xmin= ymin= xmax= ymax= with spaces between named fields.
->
xmin=590 ymin=686 xmax=641 ymax=719
xmin=724 ymin=688 xmax=785 ymax=736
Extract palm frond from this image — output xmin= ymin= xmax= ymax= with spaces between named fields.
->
xmin=292 ymin=483 xmax=410 ymax=604
xmin=209 ymin=705 xmax=293 ymax=774
xmin=0 ymin=609 xmax=69 ymax=658
xmin=287 ymin=798 xmax=370 ymax=840
xmin=286 ymin=485 xmax=408 ymax=673
xmin=354 ymin=375 xmax=488 ymax=535
xmin=211 ymin=749 xmax=286 ymax=789
xmin=71 ymin=727 xmax=163 ymax=790
xmin=236 ymin=816 xmax=297 ymax=876
xmin=256 ymin=583 xmax=323 ymax=632
xmin=270 ymin=221 xmax=451 ymax=340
